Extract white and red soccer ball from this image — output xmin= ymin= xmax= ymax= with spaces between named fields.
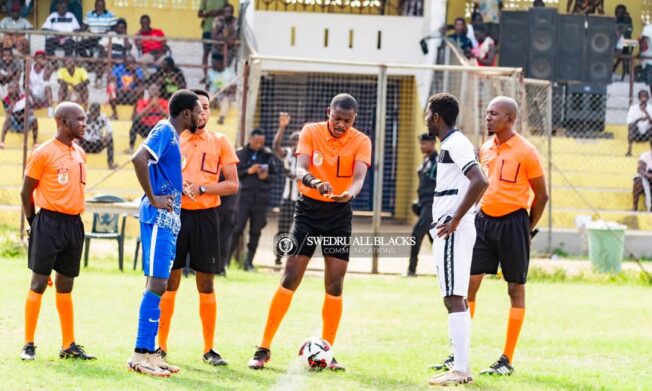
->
xmin=298 ymin=337 xmax=333 ymax=370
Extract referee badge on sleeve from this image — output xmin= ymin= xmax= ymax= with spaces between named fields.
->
xmin=313 ymin=151 xmax=323 ymax=166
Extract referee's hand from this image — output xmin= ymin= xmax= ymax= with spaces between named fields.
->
xmin=329 ymin=191 xmax=352 ymax=203
xmin=316 ymin=181 xmax=332 ymax=196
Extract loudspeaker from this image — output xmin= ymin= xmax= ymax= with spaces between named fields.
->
xmin=564 ymin=82 xmax=607 ymax=135
xmin=585 ymin=16 xmax=616 ymax=83
xmin=556 ymin=14 xmax=586 ymax=82
xmin=527 ymin=8 xmax=557 ymax=80
xmin=499 ymin=11 xmax=529 ymax=69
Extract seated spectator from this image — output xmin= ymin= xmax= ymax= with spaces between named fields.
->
xmin=28 ymin=51 xmax=54 ymax=112
xmin=126 ymin=84 xmax=168 ymax=153
xmin=42 ymin=0 xmax=80 ymax=57
xmin=108 ymin=55 xmax=144 ymax=119
xmin=448 ymin=18 xmax=473 ymax=58
xmin=642 ymin=23 xmax=652 ymax=86
xmin=567 ymin=0 xmax=604 ymax=15
xmin=211 ymin=4 xmax=239 ymax=66
xmin=0 ymin=47 xmax=22 ymax=87
xmin=627 ymin=89 xmax=652 ymax=156
xmin=98 ymin=18 xmax=132 ymax=61
xmin=147 ymin=57 xmax=186 ymax=100
xmin=206 ymin=53 xmax=236 ymax=125
xmin=49 ymin=0 xmax=83 ymax=24
xmin=84 ymin=0 xmax=117 ymax=34
xmin=0 ymin=81 xmax=38 ymax=149
xmin=613 ymin=5 xmax=633 ymax=81
xmin=0 ymin=1 xmax=32 ymax=54
xmin=57 ymin=57 xmax=89 ymax=107
xmin=135 ymin=15 xmax=169 ymax=64
xmin=78 ymin=103 xmax=117 ymax=169
xmin=471 ymin=25 xmax=496 ymax=66
xmin=633 ymin=140 xmax=652 ymax=211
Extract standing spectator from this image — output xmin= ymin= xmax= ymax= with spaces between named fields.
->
xmin=0 ymin=47 xmax=22 ymax=87
xmin=567 ymin=0 xmax=604 ymax=15
xmin=626 ymin=89 xmax=652 ymax=156
xmin=399 ymin=0 xmax=423 ymax=17
xmin=0 ymin=1 xmax=32 ymax=54
xmin=471 ymin=25 xmax=497 ymax=67
xmin=57 ymin=57 xmax=89 ymax=108
xmin=135 ymin=15 xmax=169 ymax=64
xmin=613 ymin=5 xmax=633 ymax=81
xmin=84 ymin=0 xmax=116 ymax=34
xmin=642 ymin=22 xmax=652 ymax=86
xmin=406 ymin=133 xmax=437 ymax=277
xmin=272 ymin=112 xmax=299 ymax=266
xmin=125 ymin=83 xmax=168 ymax=153
xmin=230 ymin=129 xmax=276 ymax=271
xmin=42 ymin=0 xmax=80 ymax=56
xmin=49 ymin=0 xmax=83 ymax=24
xmin=0 ymin=81 xmax=38 ymax=149
xmin=198 ymin=0 xmax=228 ymax=83
xmin=448 ymin=18 xmax=473 ymax=58
xmin=211 ymin=4 xmax=239 ymax=67
xmin=108 ymin=54 xmax=144 ymax=119
xmin=78 ymin=103 xmax=116 ymax=169
xmin=206 ymin=53 xmax=236 ymax=124
xmin=148 ymin=57 xmax=186 ymax=100
xmin=466 ymin=12 xmax=482 ymax=49
xmin=28 ymin=51 xmax=54 ymax=112
xmin=633 ymin=140 xmax=652 ymax=212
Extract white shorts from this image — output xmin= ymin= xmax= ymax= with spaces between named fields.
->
xmin=431 ymin=218 xmax=476 ymax=298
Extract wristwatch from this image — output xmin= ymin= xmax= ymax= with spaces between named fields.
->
xmin=199 ymin=186 xmax=207 ymax=195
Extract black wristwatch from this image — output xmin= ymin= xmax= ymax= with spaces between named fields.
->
xmin=199 ymin=186 xmax=207 ymax=195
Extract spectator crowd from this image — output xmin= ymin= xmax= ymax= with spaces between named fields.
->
xmin=0 ymin=0 xmax=240 ymax=166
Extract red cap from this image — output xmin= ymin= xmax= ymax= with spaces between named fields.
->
xmin=34 ymin=50 xmax=46 ymax=57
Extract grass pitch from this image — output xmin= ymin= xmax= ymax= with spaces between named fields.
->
xmin=0 ymin=257 xmax=650 ymax=390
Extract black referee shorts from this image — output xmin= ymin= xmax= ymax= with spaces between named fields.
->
xmin=471 ymin=209 xmax=530 ymax=284
xmin=289 ymin=195 xmax=352 ymax=261
xmin=174 ymin=207 xmax=222 ymax=274
xmin=28 ymin=209 xmax=84 ymax=278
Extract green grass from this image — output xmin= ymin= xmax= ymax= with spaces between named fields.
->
xmin=0 ymin=258 xmax=651 ymax=390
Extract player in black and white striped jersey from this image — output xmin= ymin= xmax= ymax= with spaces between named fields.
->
xmin=425 ymin=93 xmax=488 ymax=387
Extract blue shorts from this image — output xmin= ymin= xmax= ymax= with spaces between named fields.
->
xmin=141 ymin=222 xmax=177 ymax=279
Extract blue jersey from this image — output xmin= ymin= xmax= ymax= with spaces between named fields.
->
xmin=138 ymin=120 xmax=182 ymax=234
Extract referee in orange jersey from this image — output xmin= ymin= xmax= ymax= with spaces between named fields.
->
xmin=435 ymin=96 xmax=548 ymax=376
xmin=19 ymin=102 xmax=96 ymax=361
xmin=247 ymin=93 xmax=372 ymax=371
xmin=155 ymin=89 xmax=239 ymax=367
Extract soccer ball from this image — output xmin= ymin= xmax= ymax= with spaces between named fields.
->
xmin=298 ymin=337 xmax=333 ymax=370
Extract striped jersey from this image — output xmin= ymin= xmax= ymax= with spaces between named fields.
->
xmin=431 ymin=130 xmax=479 ymax=224
xmin=84 ymin=10 xmax=116 ymax=34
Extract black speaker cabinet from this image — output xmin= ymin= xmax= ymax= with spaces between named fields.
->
xmin=556 ymin=14 xmax=586 ymax=82
xmin=585 ymin=16 xmax=616 ymax=83
xmin=499 ymin=11 xmax=529 ymax=69
xmin=564 ymin=82 xmax=607 ymax=135
xmin=527 ymin=8 xmax=557 ymax=80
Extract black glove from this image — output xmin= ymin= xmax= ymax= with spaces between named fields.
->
xmin=411 ymin=201 xmax=421 ymax=217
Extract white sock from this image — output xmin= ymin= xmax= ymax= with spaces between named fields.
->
xmin=448 ymin=310 xmax=471 ymax=373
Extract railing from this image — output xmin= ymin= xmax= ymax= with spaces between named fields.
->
xmin=254 ymin=0 xmax=423 ymax=16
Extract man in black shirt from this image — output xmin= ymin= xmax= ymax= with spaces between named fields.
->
xmin=407 ymin=133 xmax=437 ymax=277
xmin=231 ymin=128 xmax=276 ymax=270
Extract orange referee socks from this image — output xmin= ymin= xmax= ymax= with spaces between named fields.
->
xmin=55 ymin=292 xmax=75 ymax=348
xmin=157 ymin=290 xmax=177 ymax=352
xmin=503 ymin=307 xmax=526 ymax=363
xmin=24 ymin=290 xmax=43 ymax=344
xmin=260 ymin=286 xmax=294 ymax=349
xmin=322 ymin=294 xmax=343 ymax=346
xmin=468 ymin=301 xmax=476 ymax=319
xmin=199 ymin=292 xmax=217 ymax=353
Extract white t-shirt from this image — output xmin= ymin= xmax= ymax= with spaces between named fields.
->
xmin=41 ymin=12 xmax=80 ymax=33
xmin=641 ymin=151 xmax=652 ymax=172
xmin=466 ymin=24 xmax=479 ymax=49
xmin=626 ymin=103 xmax=652 ymax=134
xmin=642 ymin=24 xmax=652 ymax=67
xmin=281 ymin=146 xmax=299 ymax=201
xmin=432 ymin=130 xmax=479 ymax=223
xmin=29 ymin=65 xmax=50 ymax=101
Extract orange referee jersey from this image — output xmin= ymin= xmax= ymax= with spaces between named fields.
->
xmin=180 ymin=129 xmax=239 ymax=210
xmin=479 ymin=133 xmax=544 ymax=217
xmin=25 ymin=137 xmax=86 ymax=215
xmin=296 ymin=122 xmax=372 ymax=202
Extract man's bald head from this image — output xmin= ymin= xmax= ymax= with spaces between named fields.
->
xmin=54 ymin=102 xmax=85 ymax=119
xmin=54 ymin=102 xmax=87 ymax=141
xmin=489 ymin=96 xmax=519 ymax=118
xmin=485 ymin=96 xmax=519 ymax=136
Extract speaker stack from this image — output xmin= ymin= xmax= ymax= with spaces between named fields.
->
xmin=499 ymin=9 xmax=616 ymax=135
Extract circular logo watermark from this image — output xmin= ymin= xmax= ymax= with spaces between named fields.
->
xmin=274 ymin=233 xmax=299 ymax=257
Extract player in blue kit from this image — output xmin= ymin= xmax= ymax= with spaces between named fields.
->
xmin=127 ymin=89 xmax=203 ymax=377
